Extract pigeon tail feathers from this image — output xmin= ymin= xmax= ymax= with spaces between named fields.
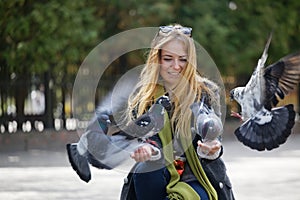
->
xmin=234 ymin=104 xmax=295 ymax=151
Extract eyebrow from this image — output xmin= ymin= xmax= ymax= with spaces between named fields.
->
xmin=161 ymin=54 xmax=187 ymax=58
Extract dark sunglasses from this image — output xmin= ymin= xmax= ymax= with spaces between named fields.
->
xmin=159 ymin=26 xmax=192 ymax=37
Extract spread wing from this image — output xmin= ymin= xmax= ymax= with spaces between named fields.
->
xmin=234 ymin=33 xmax=273 ymax=119
xmin=263 ymin=52 xmax=300 ymax=110
xmin=244 ymin=32 xmax=273 ymax=94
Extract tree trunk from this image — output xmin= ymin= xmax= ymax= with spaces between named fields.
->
xmin=15 ymin=75 xmax=28 ymax=129
xmin=44 ymin=71 xmax=54 ymax=129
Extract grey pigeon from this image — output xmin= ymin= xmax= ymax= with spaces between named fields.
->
xmin=120 ymin=95 xmax=169 ymax=139
xmin=66 ymin=94 xmax=170 ymax=182
xmin=230 ymin=33 xmax=300 ymax=151
xmin=190 ymin=97 xmax=223 ymax=142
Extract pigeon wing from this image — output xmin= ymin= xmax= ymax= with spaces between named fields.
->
xmin=238 ymin=33 xmax=273 ymax=118
xmin=244 ymin=32 xmax=273 ymax=93
xmin=120 ymin=95 xmax=170 ymax=139
xmin=263 ymin=52 xmax=300 ymax=109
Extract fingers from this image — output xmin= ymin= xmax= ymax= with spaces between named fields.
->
xmin=130 ymin=145 xmax=152 ymax=162
xmin=197 ymin=140 xmax=221 ymax=155
xmin=197 ymin=141 xmax=210 ymax=155
xmin=211 ymin=142 xmax=221 ymax=152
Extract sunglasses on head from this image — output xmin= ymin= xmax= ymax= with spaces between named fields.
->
xmin=159 ymin=26 xmax=192 ymax=37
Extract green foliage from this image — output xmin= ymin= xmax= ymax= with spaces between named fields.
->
xmin=1 ymin=0 xmax=299 ymax=78
xmin=163 ymin=0 xmax=300 ymax=77
xmin=0 ymin=0 xmax=103 ymax=74
xmin=1 ymin=0 xmax=300 ymax=120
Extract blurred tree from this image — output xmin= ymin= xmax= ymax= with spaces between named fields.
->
xmin=1 ymin=0 xmax=300 ymax=130
xmin=169 ymin=0 xmax=300 ymax=81
xmin=223 ymin=0 xmax=300 ymax=82
xmin=0 ymin=0 xmax=104 ymax=128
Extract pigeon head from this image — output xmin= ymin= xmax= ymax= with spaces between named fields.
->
xmin=230 ymin=87 xmax=244 ymax=104
xmin=156 ymin=95 xmax=172 ymax=112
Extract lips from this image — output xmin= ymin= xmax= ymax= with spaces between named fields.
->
xmin=168 ymin=71 xmax=181 ymax=78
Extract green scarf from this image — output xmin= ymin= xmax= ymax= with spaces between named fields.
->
xmin=155 ymin=87 xmax=218 ymax=200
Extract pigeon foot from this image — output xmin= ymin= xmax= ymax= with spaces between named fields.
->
xmin=231 ymin=111 xmax=243 ymax=121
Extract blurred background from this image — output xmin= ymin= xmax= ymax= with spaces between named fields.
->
xmin=1 ymin=1 xmax=300 ymax=200
xmin=1 ymin=0 xmax=300 ymax=133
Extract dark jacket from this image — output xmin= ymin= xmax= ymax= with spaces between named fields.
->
xmin=120 ymin=130 xmax=235 ymax=200
xmin=120 ymin=85 xmax=235 ymax=200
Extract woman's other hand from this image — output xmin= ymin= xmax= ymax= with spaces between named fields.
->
xmin=130 ymin=144 xmax=153 ymax=162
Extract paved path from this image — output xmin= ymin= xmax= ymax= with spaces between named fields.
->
xmin=222 ymin=133 xmax=300 ymax=200
xmin=1 ymin=129 xmax=300 ymax=199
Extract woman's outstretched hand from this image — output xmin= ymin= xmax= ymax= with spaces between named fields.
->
xmin=197 ymin=139 xmax=221 ymax=156
xmin=130 ymin=145 xmax=153 ymax=162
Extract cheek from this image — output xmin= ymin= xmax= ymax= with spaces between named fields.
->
xmin=160 ymin=63 xmax=168 ymax=70
xmin=159 ymin=64 xmax=169 ymax=76
xmin=160 ymin=59 xmax=169 ymax=68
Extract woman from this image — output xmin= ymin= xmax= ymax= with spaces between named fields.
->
xmin=121 ymin=24 xmax=234 ymax=200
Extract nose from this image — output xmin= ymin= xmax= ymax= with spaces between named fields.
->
xmin=172 ymin=59 xmax=182 ymax=71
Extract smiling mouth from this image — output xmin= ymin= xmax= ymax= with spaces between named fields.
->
xmin=168 ymin=72 xmax=180 ymax=77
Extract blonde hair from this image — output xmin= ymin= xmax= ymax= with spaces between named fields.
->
xmin=127 ymin=24 xmax=215 ymax=137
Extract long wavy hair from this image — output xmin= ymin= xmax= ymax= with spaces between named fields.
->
xmin=127 ymin=24 xmax=215 ymax=137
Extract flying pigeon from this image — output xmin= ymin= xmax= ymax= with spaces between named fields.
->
xmin=66 ymin=94 xmax=170 ymax=182
xmin=230 ymin=33 xmax=300 ymax=151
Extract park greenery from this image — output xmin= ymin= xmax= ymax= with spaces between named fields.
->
xmin=1 ymin=0 xmax=299 ymax=130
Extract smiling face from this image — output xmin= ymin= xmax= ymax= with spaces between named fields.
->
xmin=159 ymin=39 xmax=188 ymax=90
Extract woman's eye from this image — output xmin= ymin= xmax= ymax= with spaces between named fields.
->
xmin=180 ymin=59 xmax=187 ymax=62
xmin=163 ymin=58 xmax=172 ymax=61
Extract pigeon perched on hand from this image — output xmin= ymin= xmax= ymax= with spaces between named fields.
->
xmin=190 ymin=97 xmax=223 ymax=142
xmin=230 ymin=33 xmax=300 ymax=151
